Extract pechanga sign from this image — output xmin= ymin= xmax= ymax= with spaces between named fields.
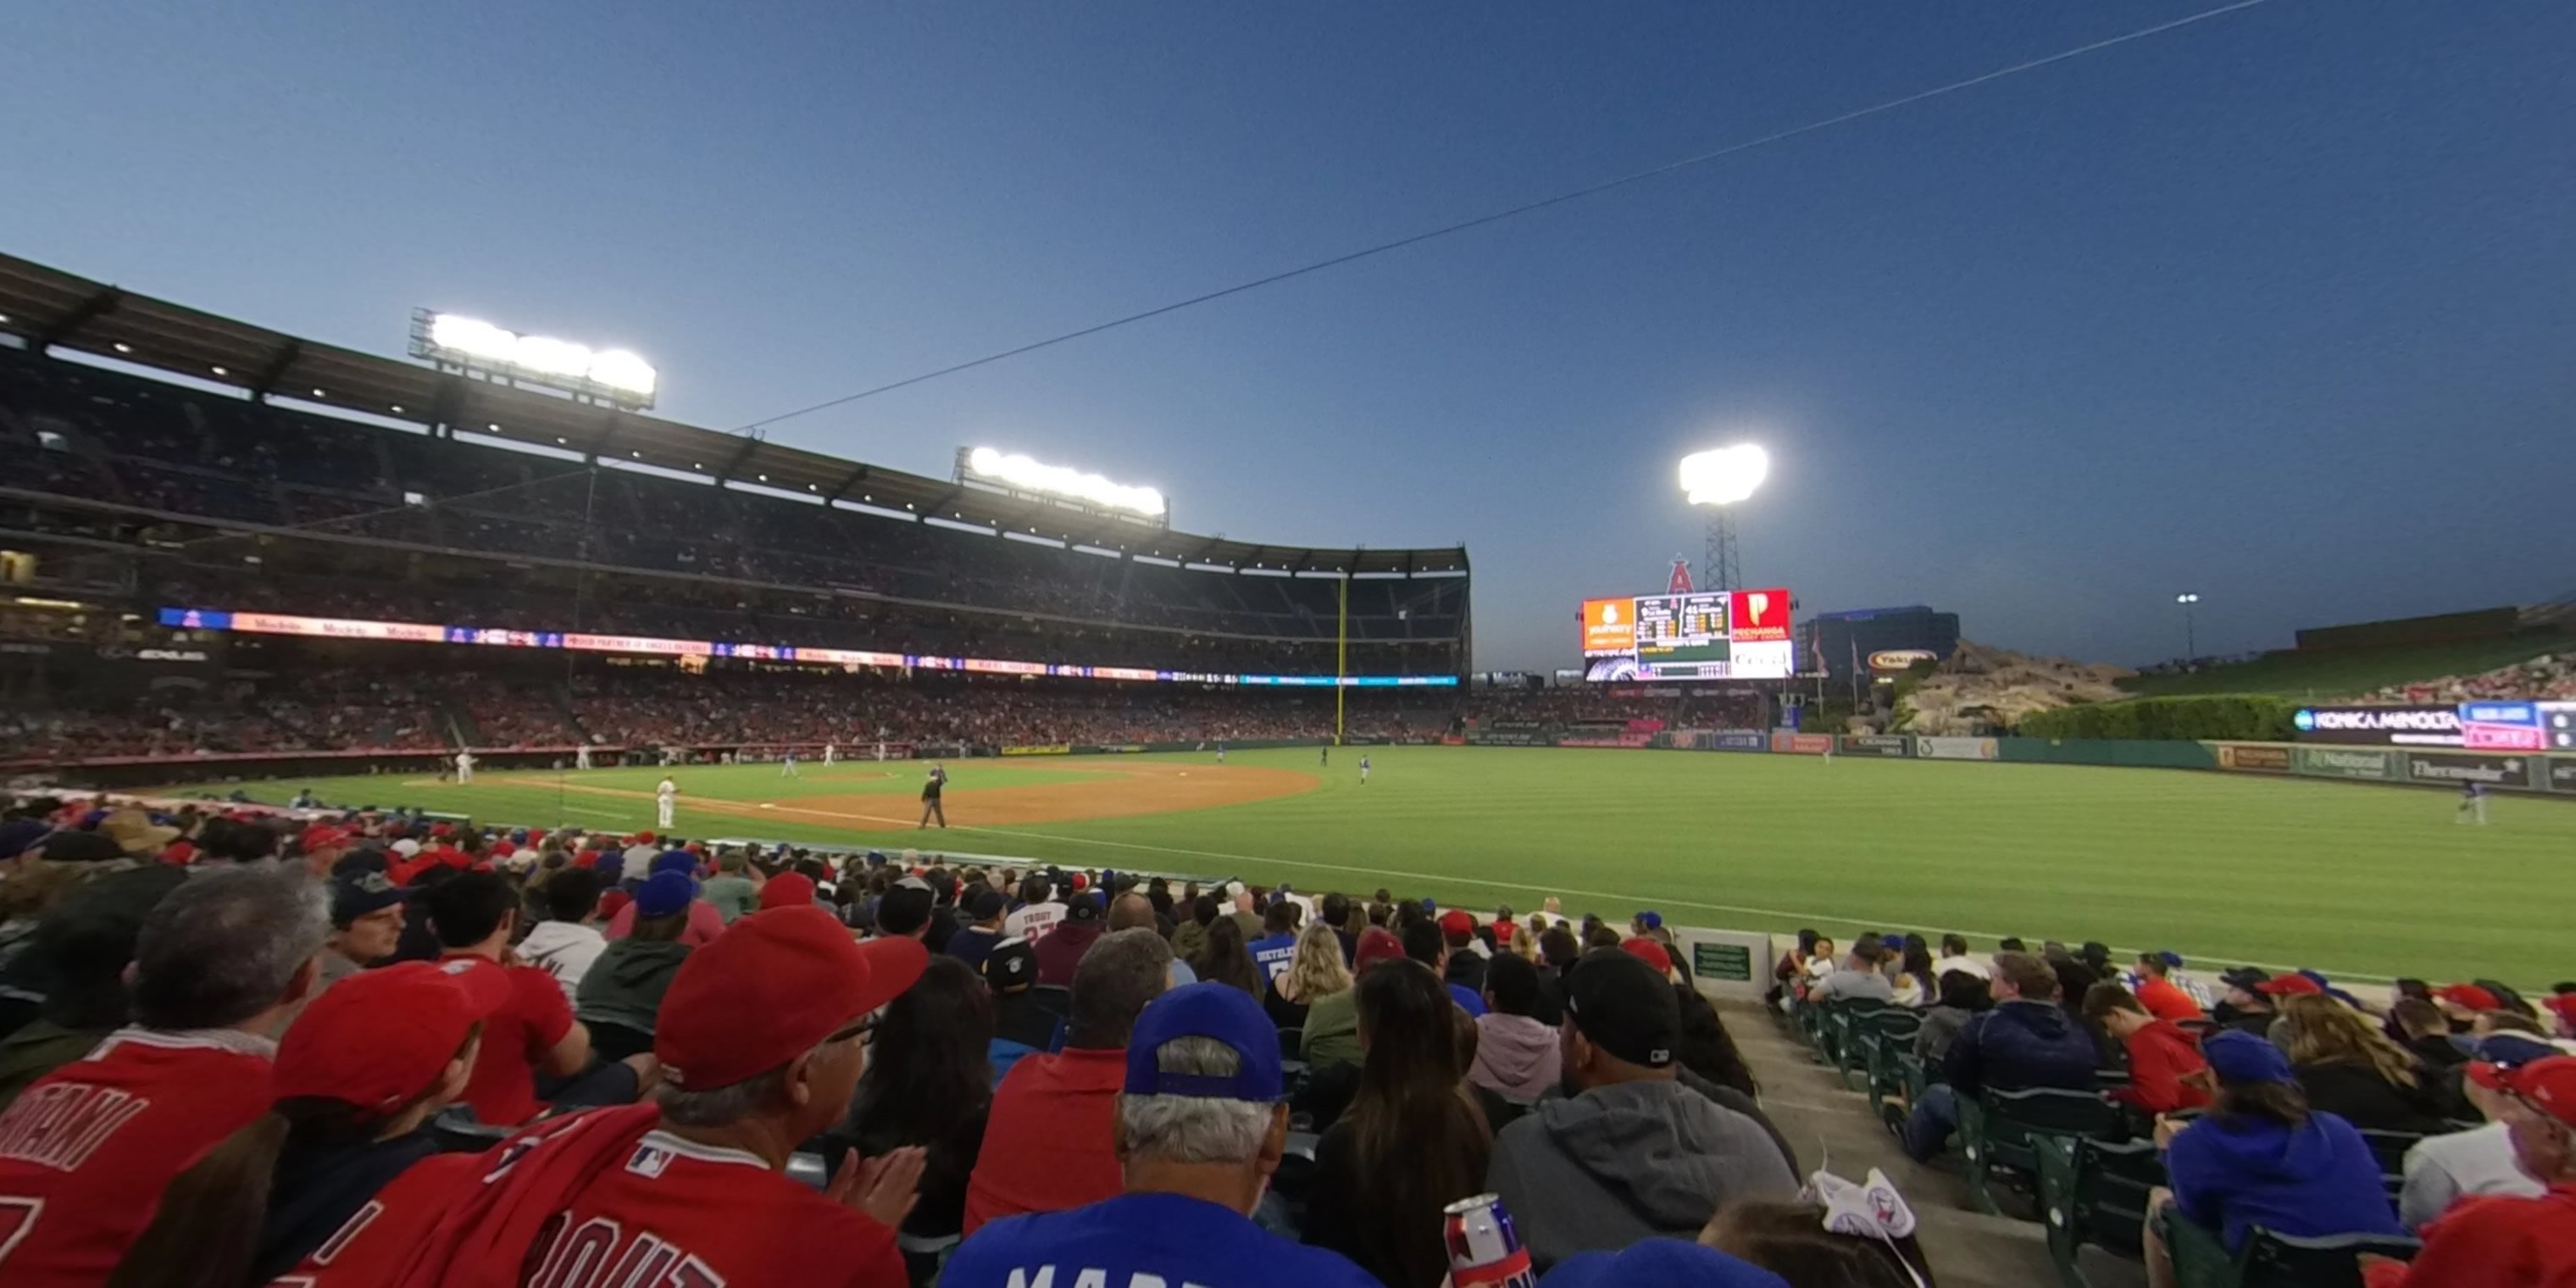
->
xmin=1838 ymin=735 xmax=1913 ymax=758
xmin=2292 ymin=704 xmax=2462 ymax=747
xmin=2217 ymin=743 xmax=2292 ymax=772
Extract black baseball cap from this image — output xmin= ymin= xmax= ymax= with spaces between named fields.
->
xmin=2219 ymin=966 xmax=2271 ymax=994
xmin=330 ymin=870 xmax=410 ymax=926
xmin=969 ymin=888 xmax=1007 ymax=920
xmin=984 ymin=939 xmax=1037 ymax=992
xmin=1565 ymin=947 xmax=1679 ymax=1069
xmin=1064 ymin=892 xmax=1102 ymax=924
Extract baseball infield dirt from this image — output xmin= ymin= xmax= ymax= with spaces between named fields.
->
xmin=549 ymin=760 xmax=1317 ymax=833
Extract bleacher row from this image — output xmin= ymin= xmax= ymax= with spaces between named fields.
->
xmin=1784 ymin=997 xmax=2436 ymax=1288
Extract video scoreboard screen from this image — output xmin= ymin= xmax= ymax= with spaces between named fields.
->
xmin=1579 ymin=587 xmax=1793 ymax=680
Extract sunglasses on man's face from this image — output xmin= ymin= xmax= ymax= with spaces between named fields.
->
xmin=824 ymin=1015 xmax=881 ymax=1049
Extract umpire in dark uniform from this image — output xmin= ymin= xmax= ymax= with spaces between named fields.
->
xmin=919 ymin=762 xmax=948 ymax=829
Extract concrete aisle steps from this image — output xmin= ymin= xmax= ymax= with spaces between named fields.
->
xmin=1721 ymin=999 xmax=2146 ymax=1288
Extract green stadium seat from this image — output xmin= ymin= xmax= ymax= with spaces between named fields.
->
xmin=1863 ymin=1014 xmax=1926 ymax=1114
xmin=2035 ymin=1134 xmax=2164 ymax=1288
xmin=1960 ymin=1085 xmax=2125 ymax=1218
xmin=1846 ymin=1008 xmax=1922 ymax=1093
xmin=2158 ymin=1207 xmax=2419 ymax=1288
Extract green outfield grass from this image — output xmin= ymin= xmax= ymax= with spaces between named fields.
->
xmin=206 ymin=747 xmax=2576 ymax=987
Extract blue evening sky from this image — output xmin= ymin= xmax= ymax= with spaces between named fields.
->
xmin=4 ymin=2 xmax=2568 ymax=671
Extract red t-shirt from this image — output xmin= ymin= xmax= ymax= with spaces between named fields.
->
xmin=2109 ymin=1019 xmax=2213 ymax=1114
xmin=963 ymin=1046 xmax=1126 ymax=1234
xmin=2135 ymin=976 xmax=2205 ymax=1024
xmin=0 ymin=1028 xmax=273 ymax=1286
xmin=2366 ymin=1181 xmax=2576 ymax=1288
xmin=325 ymin=1117 xmax=903 ymax=1288
xmin=442 ymin=954 xmax=573 ymax=1125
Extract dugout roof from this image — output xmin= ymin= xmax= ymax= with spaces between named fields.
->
xmin=0 ymin=253 xmax=1466 ymax=577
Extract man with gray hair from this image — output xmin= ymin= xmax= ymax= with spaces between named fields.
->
xmin=0 ymin=866 xmax=329 ymax=1284
xmin=964 ymin=927 xmax=1174 ymax=1232
xmin=944 ymin=983 xmax=1380 ymax=1288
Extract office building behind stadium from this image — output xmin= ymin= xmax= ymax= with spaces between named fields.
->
xmin=1796 ymin=605 xmax=1961 ymax=684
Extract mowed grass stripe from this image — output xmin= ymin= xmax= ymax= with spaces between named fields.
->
xmin=208 ymin=747 xmax=2576 ymax=985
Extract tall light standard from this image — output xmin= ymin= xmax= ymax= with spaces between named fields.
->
xmin=1679 ymin=444 xmax=1768 ymax=591
xmin=2175 ymin=592 xmax=2201 ymax=660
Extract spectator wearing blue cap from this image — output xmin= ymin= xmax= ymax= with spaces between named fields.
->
xmin=2145 ymin=1029 xmax=2405 ymax=1285
xmin=2396 ymin=1032 xmax=2555 ymax=1229
xmin=942 ymin=982 xmax=1380 ymax=1288
xmin=602 ymin=852 xmax=724 ymax=947
xmin=575 ymin=870 xmax=697 ymax=1062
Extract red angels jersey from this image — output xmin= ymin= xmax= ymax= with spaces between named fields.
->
xmin=270 ymin=1152 xmax=480 ymax=1287
xmin=510 ymin=1129 xmax=904 ymax=1288
xmin=0 ymin=1028 xmax=274 ymax=1285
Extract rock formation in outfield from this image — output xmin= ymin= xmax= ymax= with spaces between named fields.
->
xmin=1896 ymin=641 xmax=2135 ymax=736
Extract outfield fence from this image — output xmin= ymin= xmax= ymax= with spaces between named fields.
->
xmin=1459 ymin=725 xmax=2573 ymax=797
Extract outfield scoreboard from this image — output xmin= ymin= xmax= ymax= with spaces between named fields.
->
xmin=1579 ymin=587 xmax=1794 ymax=680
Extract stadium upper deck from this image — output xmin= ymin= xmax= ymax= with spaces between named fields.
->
xmin=0 ymin=254 xmax=1467 ymax=675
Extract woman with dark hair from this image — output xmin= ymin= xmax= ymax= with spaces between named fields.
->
xmin=1191 ymin=913 xmax=1263 ymax=998
xmin=1916 ymin=970 xmax=1991 ymax=1063
xmin=1673 ymin=984 xmax=1760 ymax=1100
xmin=1890 ymin=941 xmax=1938 ymax=1008
xmin=1702 ymin=1196 xmax=1937 ymax=1287
xmin=841 ymin=955 xmax=993 ymax=1286
xmin=2143 ymin=1030 xmax=2403 ymax=1285
xmin=1303 ymin=960 xmax=1494 ymax=1288
xmin=104 ymin=963 xmax=491 ymax=1287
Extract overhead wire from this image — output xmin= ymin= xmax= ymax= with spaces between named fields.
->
xmin=730 ymin=0 xmax=2278 ymax=434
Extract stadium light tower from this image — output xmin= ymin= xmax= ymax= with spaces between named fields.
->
xmin=1679 ymin=444 xmax=1768 ymax=592
xmin=2176 ymin=591 xmax=2201 ymax=660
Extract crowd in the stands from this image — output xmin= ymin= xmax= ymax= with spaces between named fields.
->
xmin=1775 ymin=929 xmax=2576 ymax=1286
xmin=0 ymin=345 xmax=1465 ymax=652
xmin=0 ymin=791 xmax=1963 ymax=1288
xmin=2365 ymin=651 xmax=2576 ymax=703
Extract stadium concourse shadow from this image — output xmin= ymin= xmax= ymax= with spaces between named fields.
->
xmin=1723 ymin=999 xmax=2147 ymax=1288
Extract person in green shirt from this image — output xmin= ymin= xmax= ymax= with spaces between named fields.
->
xmin=701 ymin=850 xmax=759 ymax=924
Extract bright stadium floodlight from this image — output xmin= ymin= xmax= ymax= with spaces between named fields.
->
xmin=2176 ymin=591 xmax=2201 ymax=660
xmin=1679 ymin=443 xmax=1768 ymax=591
xmin=412 ymin=309 xmax=658 ymax=407
xmin=960 ymin=446 xmax=1167 ymax=520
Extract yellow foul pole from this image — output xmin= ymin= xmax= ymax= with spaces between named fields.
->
xmin=1335 ymin=574 xmax=1348 ymax=744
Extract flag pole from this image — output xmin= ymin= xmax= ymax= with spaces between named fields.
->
xmin=1335 ymin=574 xmax=1349 ymax=744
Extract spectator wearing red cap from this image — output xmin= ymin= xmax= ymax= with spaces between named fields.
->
xmin=2432 ymin=981 xmax=2502 ymax=1030
xmin=416 ymin=872 xmax=632 ymax=1124
xmin=1401 ymin=919 xmax=1488 ymax=1018
xmin=761 ymin=869 xmax=819 ymax=911
xmin=366 ymin=908 xmax=930 ymax=1288
xmin=109 ymin=960 xmax=507 ymax=1285
xmin=0 ymin=867 xmax=328 ymax=1287
xmin=2084 ymin=982 xmax=2212 ymax=1114
xmin=2397 ymin=1034 xmax=2556 ymax=1229
xmin=2365 ymin=1055 xmax=2576 ymax=1286
xmin=1437 ymin=908 xmax=1488 ymax=997
xmin=964 ymin=927 xmax=1174 ymax=1234
xmin=2277 ymin=994 xmax=2454 ymax=1135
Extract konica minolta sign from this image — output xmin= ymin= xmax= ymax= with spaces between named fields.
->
xmin=2290 ymin=704 xmax=2463 ymax=747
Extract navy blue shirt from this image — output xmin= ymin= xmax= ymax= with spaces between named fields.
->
xmin=943 ymin=1191 xmax=1380 ymax=1288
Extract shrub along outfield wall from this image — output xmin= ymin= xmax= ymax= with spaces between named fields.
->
xmin=1463 ymin=724 xmax=2574 ymax=797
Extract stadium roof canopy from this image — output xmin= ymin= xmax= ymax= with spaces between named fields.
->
xmin=0 ymin=253 xmax=1466 ymax=577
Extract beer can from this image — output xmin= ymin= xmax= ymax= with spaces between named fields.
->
xmin=1443 ymin=1192 xmax=1536 ymax=1288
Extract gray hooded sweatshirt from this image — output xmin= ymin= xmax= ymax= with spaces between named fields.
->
xmin=1485 ymin=1078 xmax=1798 ymax=1270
